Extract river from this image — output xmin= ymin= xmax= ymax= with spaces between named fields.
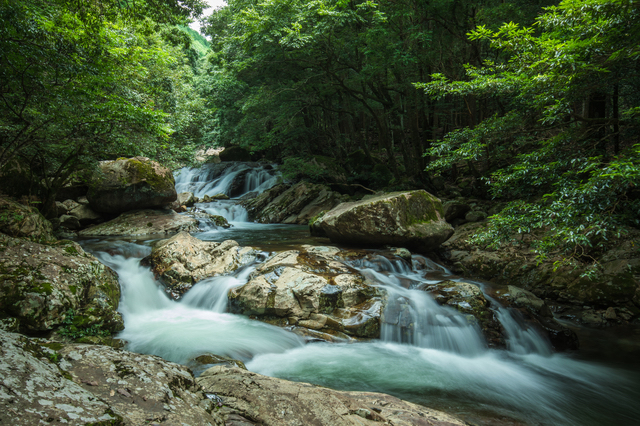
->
xmin=78 ymin=163 xmax=640 ymax=426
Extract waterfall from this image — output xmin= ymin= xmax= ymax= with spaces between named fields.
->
xmin=174 ymin=162 xmax=279 ymax=199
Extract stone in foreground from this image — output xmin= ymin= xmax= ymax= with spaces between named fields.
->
xmin=0 ymin=234 xmax=123 ymax=334
xmin=0 ymin=330 xmax=223 ymax=425
xmin=197 ymin=365 xmax=467 ymax=426
xmin=87 ymin=156 xmax=177 ymax=214
xmin=79 ymin=209 xmax=198 ymax=236
xmin=317 ymin=190 xmax=454 ymax=251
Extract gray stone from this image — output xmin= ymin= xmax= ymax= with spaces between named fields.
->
xmin=142 ymin=232 xmax=258 ymax=299
xmin=197 ymin=365 xmax=466 ymax=426
xmin=0 ymin=330 xmax=224 ymax=425
xmin=79 ymin=209 xmax=198 ymax=236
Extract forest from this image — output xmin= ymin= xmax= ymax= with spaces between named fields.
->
xmin=1 ymin=0 xmax=639 ymax=259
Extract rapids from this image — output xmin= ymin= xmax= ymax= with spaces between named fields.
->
xmin=78 ymin=163 xmax=640 ymax=426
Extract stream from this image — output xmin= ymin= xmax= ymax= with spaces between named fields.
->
xmin=79 ymin=163 xmax=640 ymax=426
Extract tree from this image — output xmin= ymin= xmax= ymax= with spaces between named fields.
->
xmin=200 ymin=0 xmax=553 ymax=187
xmin=0 ymin=0 xmax=206 ymax=215
xmin=416 ymin=0 xmax=640 ymax=261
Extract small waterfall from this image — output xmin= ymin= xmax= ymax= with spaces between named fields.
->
xmin=351 ymin=254 xmax=554 ymax=357
xmin=351 ymin=255 xmax=487 ymax=355
xmin=496 ymin=308 xmax=553 ymax=355
xmin=174 ymin=162 xmax=279 ymax=199
xmin=88 ymin=243 xmax=303 ymax=364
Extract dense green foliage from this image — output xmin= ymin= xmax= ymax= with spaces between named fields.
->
xmin=417 ymin=0 xmax=640 ymax=260
xmin=199 ymin=0 xmax=555 ymax=186
xmin=1 ymin=0 xmax=637 ymax=261
xmin=0 ymin=0 xmax=208 ymax=215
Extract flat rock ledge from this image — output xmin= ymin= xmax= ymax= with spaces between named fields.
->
xmin=0 ymin=330 xmax=224 ymax=425
xmin=197 ymin=365 xmax=468 ymax=426
xmin=79 ymin=209 xmax=198 ymax=236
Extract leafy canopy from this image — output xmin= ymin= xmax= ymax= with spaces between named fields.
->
xmin=416 ymin=0 xmax=640 ymax=261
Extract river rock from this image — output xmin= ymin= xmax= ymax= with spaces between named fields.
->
xmin=142 ymin=232 xmax=258 ymax=299
xmin=228 ymin=246 xmax=381 ymax=338
xmin=197 ymin=365 xmax=467 ymax=426
xmin=316 ymin=190 xmax=454 ymax=251
xmin=178 ymin=191 xmax=197 ymax=207
xmin=87 ymin=157 xmax=177 ymax=214
xmin=242 ymin=182 xmax=345 ymax=225
xmin=79 ymin=209 xmax=198 ymax=236
xmin=0 ymin=330 xmax=224 ymax=425
xmin=0 ymin=234 xmax=123 ymax=335
xmin=0 ymin=196 xmax=55 ymax=242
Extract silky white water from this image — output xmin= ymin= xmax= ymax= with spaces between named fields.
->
xmin=78 ymin=163 xmax=640 ymax=426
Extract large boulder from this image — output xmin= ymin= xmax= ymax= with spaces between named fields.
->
xmin=0 ymin=196 xmax=55 ymax=243
xmin=242 ymin=182 xmax=346 ymax=225
xmin=142 ymin=232 xmax=259 ymax=299
xmin=0 ymin=330 xmax=224 ymax=425
xmin=316 ymin=190 xmax=454 ymax=251
xmin=79 ymin=209 xmax=198 ymax=236
xmin=87 ymin=157 xmax=177 ymax=214
xmin=228 ymin=246 xmax=381 ymax=338
xmin=0 ymin=235 xmax=123 ymax=336
xmin=197 ymin=365 xmax=466 ymax=426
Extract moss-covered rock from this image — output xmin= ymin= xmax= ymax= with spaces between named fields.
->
xmin=87 ymin=156 xmax=177 ymax=214
xmin=0 ymin=196 xmax=55 ymax=243
xmin=442 ymin=223 xmax=640 ymax=326
xmin=219 ymin=146 xmax=252 ymax=162
xmin=316 ymin=190 xmax=454 ymax=252
xmin=0 ymin=234 xmax=123 ymax=336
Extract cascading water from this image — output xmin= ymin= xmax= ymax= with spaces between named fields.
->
xmin=78 ymin=162 xmax=640 ymax=426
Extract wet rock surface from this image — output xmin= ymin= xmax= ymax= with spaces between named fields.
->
xmin=0 ymin=234 xmax=123 ymax=335
xmin=316 ymin=190 xmax=454 ymax=252
xmin=242 ymin=181 xmax=346 ymax=225
xmin=79 ymin=209 xmax=198 ymax=236
xmin=228 ymin=246 xmax=382 ymax=338
xmin=87 ymin=156 xmax=177 ymax=214
xmin=142 ymin=232 xmax=258 ymax=299
xmin=0 ymin=330 xmax=224 ymax=425
xmin=197 ymin=365 xmax=468 ymax=426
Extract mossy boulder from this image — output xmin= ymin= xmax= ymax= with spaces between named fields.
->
xmin=0 ymin=196 xmax=55 ymax=243
xmin=316 ymin=190 xmax=454 ymax=252
xmin=228 ymin=246 xmax=381 ymax=338
xmin=87 ymin=156 xmax=177 ymax=214
xmin=0 ymin=234 xmax=123 ymax=335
